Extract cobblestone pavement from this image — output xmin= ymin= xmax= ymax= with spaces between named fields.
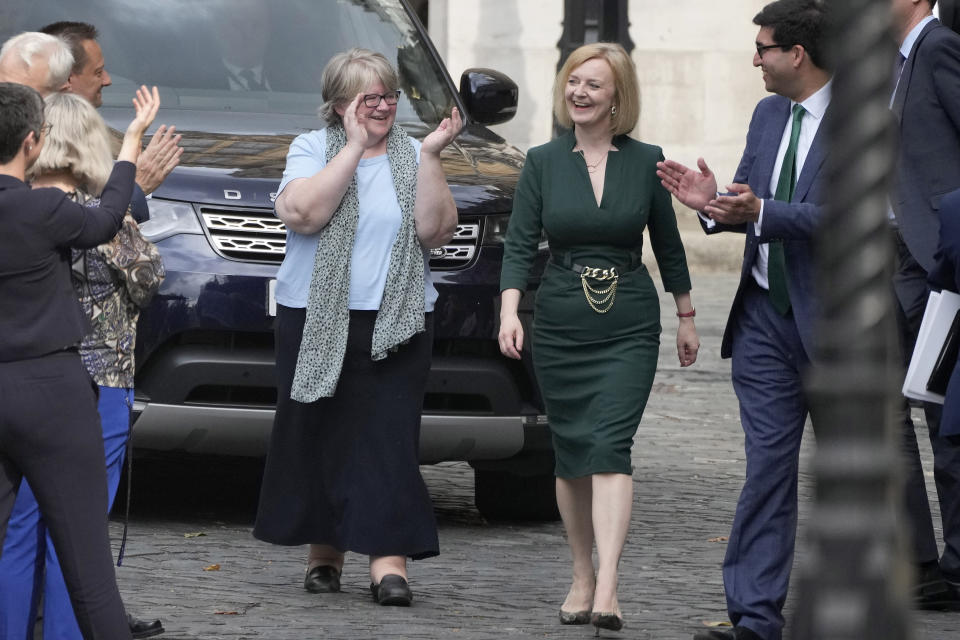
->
xmin=113 ymin=272 xmax=956 ymax=640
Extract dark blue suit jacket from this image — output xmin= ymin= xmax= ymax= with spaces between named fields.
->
xmin=892 ymin=18 xmax=960 ymax=275
xmin=927 ymin=188 xmax=960 ymax=437
xmin=702 ymin=94 xmax=830 ymax=359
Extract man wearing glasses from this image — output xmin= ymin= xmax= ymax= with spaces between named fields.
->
xmin=657 ymin=1 xmax=832 ymax=638
xmin=888 ymin=0 xmax=960 ymax=612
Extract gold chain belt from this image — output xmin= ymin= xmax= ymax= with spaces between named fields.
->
xmin=580 ymin=266 xmax=618 ymax=314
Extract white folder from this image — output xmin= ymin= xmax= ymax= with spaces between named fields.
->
xmin=903 ymin=289 xmax=960 ymax=404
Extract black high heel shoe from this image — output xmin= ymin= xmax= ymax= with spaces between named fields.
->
xmin=591 ymin=611 xmax=624 ymax=635
xmin=558 ymin=609 xmax=591 ymax=625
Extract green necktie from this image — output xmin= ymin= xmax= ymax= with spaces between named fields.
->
xmin=767 ymin=103 xmax=805 ymax=315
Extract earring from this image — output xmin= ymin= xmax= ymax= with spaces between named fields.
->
xmin=611 ymin=104 xmax=617 ymax=116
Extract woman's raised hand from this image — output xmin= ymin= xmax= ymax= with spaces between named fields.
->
xmin=421 ymin=107 xmax=462 ymax=155
xmin=126 ymin=85 xmax=160 ymax=138
xmin=118 ymin=86 xmax=161 ymax=164
xmin=342 ymin=93 xmax=370 ymax=150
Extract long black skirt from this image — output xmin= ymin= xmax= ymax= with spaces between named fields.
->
xmin=253 ymin=306 xmax=439 ymax=560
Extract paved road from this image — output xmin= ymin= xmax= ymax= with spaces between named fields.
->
xmin=114 ymin=272 xmax=956 ymax=639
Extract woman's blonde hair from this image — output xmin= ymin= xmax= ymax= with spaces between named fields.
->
xmin=318 ymin=48 xmax=399 ymax=126
xmin=553 ymin=42 xmax=640 ymax=136
xmin=28 ymin=92 xmax=112 ymax=194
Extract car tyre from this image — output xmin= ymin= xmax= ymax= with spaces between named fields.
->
xmin=473 ymin=466 xmax=560 ymax=522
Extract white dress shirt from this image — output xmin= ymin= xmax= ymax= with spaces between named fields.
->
xmin=750 ymin=80 xmax=832 ymax=290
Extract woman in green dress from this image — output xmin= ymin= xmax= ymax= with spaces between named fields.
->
xmin=498 ymin=42 xmax=699 ymax=633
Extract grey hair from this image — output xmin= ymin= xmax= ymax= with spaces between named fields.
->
xmin=27 ymin=92 xmax=113 ymax=194
xmin=0 ymin=32 xmax=73 ymax=93
xmin=318 ymin=48 xmax=399 ymax=126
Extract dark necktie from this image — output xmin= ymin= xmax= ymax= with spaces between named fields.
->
xmin=239 ymin=68 xmax=265 ymax=91
xmin=892 ymin=52 xmax=907 ymax=102
xmin=767 ymin=103 xmax=805 ymax=315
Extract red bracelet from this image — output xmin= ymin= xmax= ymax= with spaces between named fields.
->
xmin=676 ymin=308 xmax=696 ymax=318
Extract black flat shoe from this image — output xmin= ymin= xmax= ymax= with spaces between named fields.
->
xmin=559 ymin=609 xmax=591 ymax=625
xmin=370 ymin=574 xmax=413 ymax=606
xmin=591 ymin=611 xmax=624 ymax=634
xmin=304 ymin=565 xmax=341 ymax=593
xmin=127 ymin=613 xmax=164 ymax=639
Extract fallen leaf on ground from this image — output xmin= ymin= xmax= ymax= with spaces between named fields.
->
xmin=203 ymin=564 xmax=221 ymax=571
xmin=184 ymin=532 xmax=207 ymax=538
xmin=214 ymin=603 xmax=259 ymax=616
xmin=708 ymin=536 xmax=729 ymax=543
xmin=703 ymin=621 xmax=733 ymax=628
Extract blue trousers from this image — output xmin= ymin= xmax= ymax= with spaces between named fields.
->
xmin=0 ymin=386 xmax=132 ymax=640
xmin=724 ymin=283 xmax=811 ymax=640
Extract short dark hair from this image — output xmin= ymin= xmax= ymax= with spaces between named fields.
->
xmin=39 ymin=21 xmax=98 ymax=75
xmin=0 ymin=82 xmax=44 ymax=164
xmin=754 ymin=0 xmax=832 ymax=71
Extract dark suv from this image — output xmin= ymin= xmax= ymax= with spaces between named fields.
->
xmin=26 ymin=0 xmax=554 ymax=519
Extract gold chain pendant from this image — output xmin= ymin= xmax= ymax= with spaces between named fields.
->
xmin=581 ymin=272 xmax=618 ymax=313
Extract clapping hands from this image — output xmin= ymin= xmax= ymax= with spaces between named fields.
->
xmin=421 ymin=107 xmax=462 ymax=155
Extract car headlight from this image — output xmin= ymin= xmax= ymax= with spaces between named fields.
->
xmin=481 ymin=213 xmax=548 ymax=250
xmin=138 ymin=198 xmax=203 ymax=242
xmin=481 ymin=213 xmax=510 ymax=245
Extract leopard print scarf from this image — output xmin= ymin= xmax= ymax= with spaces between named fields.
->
xmin=290 ymin=123 xmax=425 ymax=402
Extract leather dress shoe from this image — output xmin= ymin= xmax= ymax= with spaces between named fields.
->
xmin=916 ymin=579 xmax=960 ymax=611
xmin=914 ymin=564 xmax=960 ymax=611
xmin=693 ymin=626 xmax=763 ymax=640
xmin=304 ymin=565 xmax=341 ymax=593
xmin=370 ymin=574 xmax=413 ymax=606
xmin=127 ymin=613 xmax=164 ymax=639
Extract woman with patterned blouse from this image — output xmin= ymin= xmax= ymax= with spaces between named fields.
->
xmin=0 ymin=91 xmax=164 ymax=639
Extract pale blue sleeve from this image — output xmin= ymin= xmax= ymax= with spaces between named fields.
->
xmin=277 ymin=129 xmax=327 ymax=196
xmin=410 ymin=136 xmax=422 ymax=164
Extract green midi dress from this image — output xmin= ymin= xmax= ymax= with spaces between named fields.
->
xmin=500 ymin=131 xmax=692 ymax=478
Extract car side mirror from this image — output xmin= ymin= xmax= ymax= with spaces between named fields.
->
xmin=459 ymin=68 xmax=518 ymax=126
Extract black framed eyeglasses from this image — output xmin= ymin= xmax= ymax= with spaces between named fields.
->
xmin=756 ymin=42 xmax=788 ymax=57
xmin=39 ymin=123 xmax=53 ymax=136
xmin=362 ymin=90 xmax=401 ymax=108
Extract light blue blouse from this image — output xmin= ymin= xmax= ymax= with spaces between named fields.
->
xmin=274 ymin=128 xmax=438 ymax=312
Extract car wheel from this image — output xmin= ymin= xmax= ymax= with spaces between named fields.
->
xmin=473 ymin=466 xmax=560 ymax=522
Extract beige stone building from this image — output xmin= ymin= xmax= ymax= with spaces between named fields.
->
xmin=427 ymin=0 xmax=772 ymax=270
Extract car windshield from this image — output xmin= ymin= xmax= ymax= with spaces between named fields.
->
xmin=22 ymin=0 xmax=455 ymax=134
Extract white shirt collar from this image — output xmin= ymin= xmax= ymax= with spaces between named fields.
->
xmin=793 ymin=79 xmax=832 ymax=121
xmin=901 ymin=15 xmax=937 ymax=58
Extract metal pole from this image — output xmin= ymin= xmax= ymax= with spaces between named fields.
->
xmin=793 ymin=0 xmax=911 ymax=638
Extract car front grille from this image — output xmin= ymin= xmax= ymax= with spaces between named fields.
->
xmin=198 ymin=205 xmax=481 ymax=270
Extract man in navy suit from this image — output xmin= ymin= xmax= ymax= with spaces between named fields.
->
xmin=928 ymin=188 xmax=960 ymax=437
xmin=657 ymin=1 xmax=831 ymax=638
xmin=889 ymin=0 xmax=960 ymax=610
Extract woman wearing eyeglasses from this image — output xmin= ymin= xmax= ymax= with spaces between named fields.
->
xmin=253 ymin=48 xmax=462 ymax=606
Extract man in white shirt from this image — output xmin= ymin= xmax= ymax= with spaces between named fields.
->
xmin=657 ymin=1 xmax=832 ymax=638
